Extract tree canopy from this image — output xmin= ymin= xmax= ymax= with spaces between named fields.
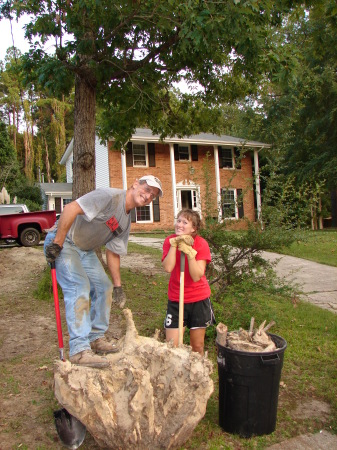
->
xmin=1 ymin=0 xmax=300 ymax=198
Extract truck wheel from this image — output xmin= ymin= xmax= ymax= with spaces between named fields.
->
xmin=20 ymin=228 xmax=40 ymax=247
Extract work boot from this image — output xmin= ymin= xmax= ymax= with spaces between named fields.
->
xmin=69 ymin=350 xmax=110 ymax=369
xmin=91 ymin=337 xmax=119 ymax=355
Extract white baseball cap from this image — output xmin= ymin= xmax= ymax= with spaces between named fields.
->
xmin=139 ymin=175 xmax=163 ymax=197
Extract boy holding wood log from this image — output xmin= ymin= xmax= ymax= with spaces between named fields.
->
xmin=162 ymin=209 xmax=215 ymax=355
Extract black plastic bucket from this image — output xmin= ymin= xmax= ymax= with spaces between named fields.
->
xmin=216 ymin=333 xmax=287 ymax=437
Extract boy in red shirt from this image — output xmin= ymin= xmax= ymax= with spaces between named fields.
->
xmin=162 ymin=209 xmax=215 ymax=355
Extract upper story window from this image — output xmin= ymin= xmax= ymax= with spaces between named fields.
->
xmin=132 ymin=143 xmax=147 ymax=166
xmin=222 ymin=148 xmax=234 ymax=168
xmin=218 ymin=146 xmax=242 ymax=169
xmin=174 ymin=143 xmax=190 ymax=161
xmin=126 ymin=142 xmax=156 ymax=167
xmin=178 ymin=145 xmax=190 ymax=161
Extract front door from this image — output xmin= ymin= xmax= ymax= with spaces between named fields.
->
xmin=176 ymin=185 xmax=201 ymax=216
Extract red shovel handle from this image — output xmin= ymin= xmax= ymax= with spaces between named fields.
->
xmin=51 ymin=261 xmax=65 ymax=361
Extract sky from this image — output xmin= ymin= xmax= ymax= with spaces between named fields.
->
xmin=0 ymin=17 xmax=31 ymax=61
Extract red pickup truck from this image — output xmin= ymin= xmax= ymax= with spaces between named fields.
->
xmin=0 ymin=208 xmax=57 ymax=247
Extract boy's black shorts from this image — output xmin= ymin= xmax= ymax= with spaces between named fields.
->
xmin=164 ymin=298 xmax=216 ymax=329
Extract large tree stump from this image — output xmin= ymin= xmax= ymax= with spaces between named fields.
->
xmin=54 ymin=309 xmax=214 ymax=449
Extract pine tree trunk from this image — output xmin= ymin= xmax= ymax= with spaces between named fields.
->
xmin=318 ymin=196 xmax=323 ymax=230
xmin=72 ymin=75 xmax=96 ymax=200
xmin=331 ymin=189 xmax=337 ymax=228
xmin=44 ymin=138 xmax=51 ymax=183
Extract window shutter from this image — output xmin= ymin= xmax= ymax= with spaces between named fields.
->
xmin=148 ymin=143 xmax=156 ymax=167
xmin=218 ymin=146 xmax=224 ymax=168
xmin=153 ymin=197 xmax=160 ymax=222
xmin=191 ymin=144 xmax=198 ymax=161
xmin=126 ymin=142 xmax=133 ymax=167
xmin=234 ymin=147 xmax=241 ymax=169
xmin=174 ymin=144 xmax=179 ymax=161
xmin=130 ymin=207 xmax=136 ymax=223
xmin=237 ymin=189 xmax=244 ymax=218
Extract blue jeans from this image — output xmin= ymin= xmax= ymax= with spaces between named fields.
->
xmin=44 ymin=230 xmax=113 ymax=357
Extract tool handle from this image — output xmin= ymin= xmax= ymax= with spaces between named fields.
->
xmin=178 ymin=252 xmax=185 ymax=346
xmin=51 ymin=261 xmax=65 ymax=361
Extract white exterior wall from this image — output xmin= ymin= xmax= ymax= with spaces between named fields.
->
xmin=95 ymin=137 xmax=109 ymax=188
xmin=62 ymin=137 xmax=109 ymax=188
xmin=66 ymin=155 xmax=73 ymax=183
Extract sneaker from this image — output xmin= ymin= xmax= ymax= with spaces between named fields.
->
xmin=91 ymin=337 xmax=119 ymax=355
xmin=69 ymin=350 xmax=110 ymax=369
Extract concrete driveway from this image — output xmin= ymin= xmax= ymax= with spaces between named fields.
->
xmin=262 ymin=251 xmax=337 ymax=314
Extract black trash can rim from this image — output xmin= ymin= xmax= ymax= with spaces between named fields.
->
xmin=216 ymin=332 xmax=287 ymax=357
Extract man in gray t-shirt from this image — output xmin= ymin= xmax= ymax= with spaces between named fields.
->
xmin=44 ymin=175 xmax=163 ymax=368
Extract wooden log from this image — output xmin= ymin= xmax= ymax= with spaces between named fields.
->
xmin=216 ymin=323 xmax=228 ymax=347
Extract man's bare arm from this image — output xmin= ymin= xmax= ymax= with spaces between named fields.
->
xmin=106 ymin=249 xmax=122 ymax=286
xmin=53 ymin=201 xmax=84 ymax=247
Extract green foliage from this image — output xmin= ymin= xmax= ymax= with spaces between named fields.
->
xmin=200 ymin=219 xmax=299 ymax=299
xmin=34 ymin=266 xmax=62 ymax=302
xmin=0 ymin=120 xmax=16 ymax=167
xmin=2 ymin=0 xmax=300 ymax=147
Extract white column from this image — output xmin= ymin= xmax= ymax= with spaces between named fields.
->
xmin=214 ymin=145 xmax=222 ymax=221
xmin=254 ymin=149 xmax=262 ymax=223
xmin=169 ymin=143 xmax=178 ymax=218
xmin=121 ymin=150 xmax=127 ymax=190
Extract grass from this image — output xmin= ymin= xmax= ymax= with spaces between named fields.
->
xmin=276 ymin=230 xmax=337 ymax=267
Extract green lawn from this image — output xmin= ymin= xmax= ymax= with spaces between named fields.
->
xmin=277 ymin=230 xmax=337 ymax=267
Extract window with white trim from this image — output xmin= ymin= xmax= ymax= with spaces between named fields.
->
xmin=131 ymin=198 xmax=160 ymax=224
xmin=221 ymin=189 xmax=236 ymax=218
xmin=178 ymin=145 xmax=189 ymax=161
xmin=221 ymin=188 xmax=244 ymax=219
xmin=132 ymin=143 xmax=147 ymax=166
xmin=135 ymin=204 xmax=153 ymax=223
xmin=221 ymin=148 xmax=234 ymax=168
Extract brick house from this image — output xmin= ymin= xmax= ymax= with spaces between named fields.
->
xmin=61 ymin=128 xmax=270 ymax=231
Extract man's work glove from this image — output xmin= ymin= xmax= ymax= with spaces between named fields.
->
xmin=113 ymin=286 xmax=127 ymax=308
xmin=45 ymin=242 xmax=62 ymax=263
xmin=178 ymin=241 xmax=197 ymax=260
xmin=169 ymin=234 xmax=194 ymax=248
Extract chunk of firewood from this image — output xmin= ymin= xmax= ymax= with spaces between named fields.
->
xmin=252 ymin=320 xmax=276 ymax=350
xmin=216 ymin=323 xmax=228 ymax=347
xmin=249 ymin=317 xmax=255 ymax=338
xmin=225 ymin=318 xmax=277 ymax=352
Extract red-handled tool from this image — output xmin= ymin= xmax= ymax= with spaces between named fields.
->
xmin=50 ymin=261 xmax=86 ymax=448
xmin=51 ymin=261 xmax=65 ymax=361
